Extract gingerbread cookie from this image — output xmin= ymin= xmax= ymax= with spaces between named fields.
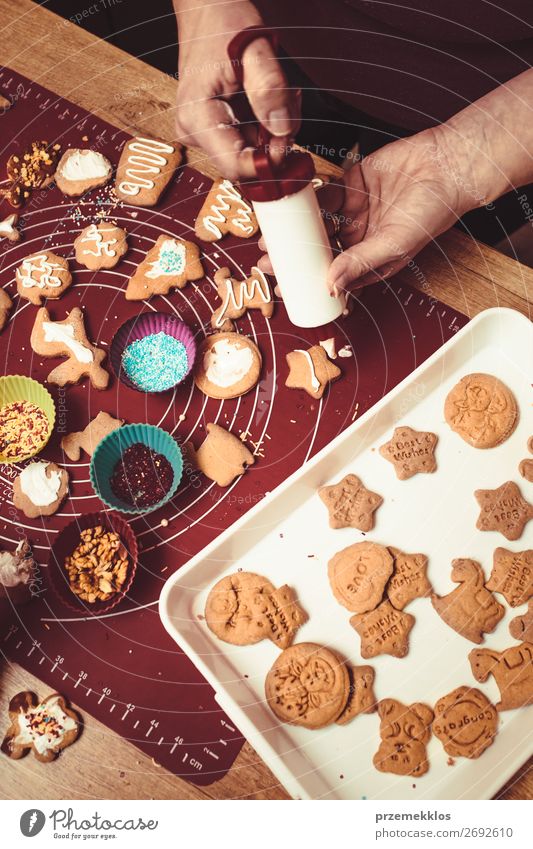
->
xmin=475 ymin=481 xmax=533 ymax=541
xmin=519 ymin=458 xmax=533 ymax=483
xmin=0 ymin=538 xmax=36 ymax=607
xmin=1 ymin=691 xmax=80 ymax=762
xmin=61 ymin=411 xmax=124 ymax=461
xmin=469 ymin=643 xmax=533 ymax=711
xmin=74 ymin=222 xmax=128 ymax=270
xmin=286 ymin=345 xmax=341 ymax=400
xmin=373 ymin=699 xmax=434 ymax=777
xmin=350 ymin=600 xmax=415 ymax=659
xmin=328 ymin=541 xmax=394 ymax=613
xmin=486 ymin=547 xmax=533 ymax=607
xmin=205 ymin=571 xmax=307 ymax=648
xmin=336 ymin=665 xmax=376 ymax=725
xmin=211 ymin=266 xmax=273 ymax=331
xmin=0 ymin=94 xmax=10 ymax=112
xmin=191 ymin=423 xmax=254 ymax=487
xmin=0 ymin=289 xmax=13 ymax=332
xmin=0 ymin=213 xmax=20 ymax=242
xmin=31 ymin=307 xmax=110 ymax=389
xmin=444 ymin=373 xmax=518 ymax=448
xmin=510 ymin=601 xmax=533 ymax=642
xmin=432 ymin=686 xmax=498 ymax=758
xmin=13 ymin=461 xmax=69 ymax=519
xmin=379 ymin=426 xmax=438 ymax=480
xmin=16 ymin=251 xmax=72 ymax=305
xmin=55 ymin=148 xmax=112 ymax=196
xmin=431 ymin=559 xmax=504 ymax=644
xmin=195 ymin=179 xmax=258 ymax=242
xmin=125 ymin=235 xmax=203 ymax=300
xmin=319 ymin=473 xmax=383 ymax=531
xmin=386 ymin=547 xmax=432 ymax=610
xmin=195 ymin=332 xmax=261 ymax=400
xmin=265 ymin=642 xmax=350 ymax=729
xmin=2 ymin=140 xmax=61 ymax=208
xmin=115 ymin=136 xmax=182 ymax=206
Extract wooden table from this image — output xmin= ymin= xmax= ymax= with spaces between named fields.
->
xmin=0 ymin=0 xmax=531 ymax=802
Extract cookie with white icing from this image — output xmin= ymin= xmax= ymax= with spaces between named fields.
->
xmin=286 ymin=344 xmax=341 ymax=399
xmin=1 ymin=691 xmax=80 ymax=763
xmin=55 ymin=148 xmax=112 ymax=196
xmin=115 ymin=136 xmax=182 ymax=206
xmin=30 ymin=306 xmax=110 ymax=389
xmin=13 ymin=460 xmax=69 ymax=518
xmin=16 ymin=251 xmax=72 ymax=305
xmin=0 ymin=289 xmax=13 ymax=332
xmin=195 ymin=179 xmax=258 ymax=242
xmin=0 ymin=213 xmax=20 ymax=242
xmin=125 ymin=234 xmax=203 ymax=300
xmin=194 ymin=332 xmax=262 ymax=399
xmin=211 ymin=266 xmax=273 ymax=331
xmin=74 ymin=222 xmax=128 ymax=270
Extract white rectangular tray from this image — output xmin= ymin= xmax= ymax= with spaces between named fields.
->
xmin=160 ymin=307 xmax=533 ymax=800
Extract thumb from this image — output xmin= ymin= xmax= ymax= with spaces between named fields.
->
xmin=241 ymin=38 xmax=300 ymax=138
xmin=328 ymin=235 xmax=401 ymax=293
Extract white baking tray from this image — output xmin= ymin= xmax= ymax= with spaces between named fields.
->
xmin=159 ymin=308 xmax=533 ymax=800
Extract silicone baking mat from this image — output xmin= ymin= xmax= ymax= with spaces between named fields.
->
xmin=0 ymin=68 xmax=467 ymax=786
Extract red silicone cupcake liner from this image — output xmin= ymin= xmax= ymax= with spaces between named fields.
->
xmin=47 ymin=512 xmax=138 ymax=615
xmin=110 ymin=311 xmax=197 ymax=393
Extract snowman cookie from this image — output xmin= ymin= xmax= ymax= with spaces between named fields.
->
xmin=13 ymin=461 xmax=69 ymax=518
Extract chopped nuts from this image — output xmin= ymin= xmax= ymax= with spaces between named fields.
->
xmin=64 ymin=526 xmax=129 ymax=602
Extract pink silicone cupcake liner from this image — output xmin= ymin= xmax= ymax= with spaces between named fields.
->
xmin=110 ymin=311 xmax=197 ymax=393
xmin=47 ymin=512 xmax=138 ymax=615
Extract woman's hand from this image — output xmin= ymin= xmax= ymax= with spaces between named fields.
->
xmin=174 ymin=0 xmax=300 ymax=180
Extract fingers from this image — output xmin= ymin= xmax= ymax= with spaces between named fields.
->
xmin=327 ymin=236 xmax=402 ymax=294
xmin=241 ymin=37 xmax=300 ymax=141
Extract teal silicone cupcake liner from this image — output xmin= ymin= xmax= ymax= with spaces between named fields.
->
xmin=90 ymin=423 xmax=183 ymax=515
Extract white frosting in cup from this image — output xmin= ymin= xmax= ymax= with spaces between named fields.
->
xmin=19 ymin=461 xmax=62 ymax=506
xmin=42 ymin=321 xmax=94 ymax=363
xmin=59 ymin=149 xmax=111 ymax=182
xmin=204 ymin=339 xmax=254 ymax=388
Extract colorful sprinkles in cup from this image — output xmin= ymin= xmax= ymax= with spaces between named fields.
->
xmin=0 ymin=401 xmax=50 ymax=460
xmin=121 ymin=331 xmax=189 ymax=392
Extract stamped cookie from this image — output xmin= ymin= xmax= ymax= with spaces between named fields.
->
xmin=16 ymin=251 xmax=72 ymax=305
xmin=125 ymin=235 xmax=203 ymax=300
xmin=350 ymin=600 xmax=415 ymax=659
xmin=432 ymin=686 xmax=498 ymax=758
xmin=0 ymin=213 xmax=20 ymax=242
xmin=373 ymin=699 xmax=434 ymax=777
xmin=431 ymin=559 xmax=504 ymax=644
xmin=379 ymin=426 xmax=438 ymax=480
xmin=205 ymin=571 xmax=307 ymax=648
xmin=61 ymin=411 xmax=124 ymax=461
xmin=328 ymin=541 xmax=394 ymax=613
xmin=2 ymin=140 xmax=61 ymax=207
xmin=74 ymin=222 xmax=128 ymax=270
xmin=469 ymin=643 xmax=533 ymax=711
xmin=211 ymin=266 xmax=273 ymax=331
xmin=191 ymin=423 xmax=254 ymax=487
xmin=319 ymin=473 xmax=383 ymax=531
xmin=195 ymin=179 xmax=258 ymax=242
xmin=55 ymin=148 xmax=112 ymax=196
xmin=336 ymin=665 xmax=377 ymax=725
xmin=486 ymin=547 xmax=533 ymax=607
xmin=265 ymin=642 xmax=350 ymax=729
xmin=444 ymin=373 xmax=518 ymax=448
xmin=13 ymin=461 xmax=69 ymax=519
xmin=31 ymin=307 xmax=110 ymax=389
xmin=115 ymin=136 xmax=182 ymax=206
xmin=386 ymin=547 xmax=432 ymax=610
xmin=1 ymin=691 xmax=80 ymax=762
xmin=474 ymin=481 xmax=533 ymax=541
xmin=0 ymin=289 xmax=13 ymax=333
xmin=195 ymin=332 xmax=261 ymax=400
xmin=510 ymin=601 xmax=533 ymax=642
xmin=286 ymin=344 xmax=341 ymax=399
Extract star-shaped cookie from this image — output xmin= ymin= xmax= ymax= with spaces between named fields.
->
xmin=319 ymin=473 xmax=383 ymax=531
xmin=386 ymin=547 xmax=432 ymax=609
xmin=350 ymin=600 xmax=415 ymax=659
xmin=486 ymin=547 xmax=533 ymax=607
xmin=475 ymin=481 xmax=533 ymax=541
xmin=286 ymin=345 xmax=341 ymax=399
xmin=379 ymin=426 xmax=438 ymax=480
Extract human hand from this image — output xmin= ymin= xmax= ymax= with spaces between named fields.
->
xmin=174 ymin=0 xmax=300 ymax=180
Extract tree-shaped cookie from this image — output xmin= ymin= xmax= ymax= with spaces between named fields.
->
xmin=195 ymin=179 xmax=258 ymax=242
xmin=125 ymin=235 xmax=204 ymax=300
xmin=211 ymin=266 xmax=273 ymax=330
xmin=31 ymin=307 xmax=109 ymax=389
xmin=431 ymin=558 xmax=504 ymax=643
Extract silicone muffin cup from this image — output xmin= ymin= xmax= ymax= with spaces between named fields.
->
xmin=47 ymin=512 xmax=138 ymax=615
xmin=110 ymin=312 xmax=196 ymax=393
xmin=90 ymin=422 xmax=183 ymax=515
xmin=0 ymin=375 xmax=55 ymax=463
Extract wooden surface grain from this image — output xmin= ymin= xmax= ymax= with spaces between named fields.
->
xmin=0 ymin=0 xmax=531 ymax=802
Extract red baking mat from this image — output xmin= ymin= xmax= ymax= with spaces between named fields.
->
xmin=0 ymin=68 xmax=468 ymax=787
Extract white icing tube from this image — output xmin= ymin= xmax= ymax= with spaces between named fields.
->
xmin=252 ymin=183 xmax=344 ymax=328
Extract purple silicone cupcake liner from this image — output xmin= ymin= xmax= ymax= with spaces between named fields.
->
xmin=110 ymin=311 xmax=197 ymax=393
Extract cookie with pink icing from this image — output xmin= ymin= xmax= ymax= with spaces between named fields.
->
xmin=74 ymin=222 xmax=128 ymax=270
xmin=55 ymin=148 xmax=112 ymax=196
xmin=195 ymin=179 xmax=258 ymax=242
xmin=16 ymin=251 xmax=72 ymax=305
xmin=115 ymin=136 xmax=182 ymax=206
xmin=194 ymin=332 xmax=262 ymax=400
xmin=211 ymin=266 xmax=273 ymax=331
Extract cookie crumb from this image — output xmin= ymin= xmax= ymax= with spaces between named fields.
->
xmin=447 ymin=757 xmax=455 ymax=766
xmin=160 ymin=518 xmax=169 ymax=527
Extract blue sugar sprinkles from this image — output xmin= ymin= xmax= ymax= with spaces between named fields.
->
xmin=122 ymin=331 xmax=189 ymax=392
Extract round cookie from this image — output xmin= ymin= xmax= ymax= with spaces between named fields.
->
xmin=13 ymin=461 xmax=69 ymax=518
xmin=194 ymin=332 xmax=261 ymax=399
xmin=444 ymin=373 xmax=518 ymax=448
xmin=432 ymin=686 xmax=498 ymax=758
xmin=74 ymin=222 xmax=128 ymax=270
xmin=55 ymin=148 xmax=112 ymax=196
xmin=328 ymin=541 xmax=394 ymax=613
xmin=16 ymin=251 xmax=72 ymax=305
xmin=265 ymin=642 xmax=350 ymax=729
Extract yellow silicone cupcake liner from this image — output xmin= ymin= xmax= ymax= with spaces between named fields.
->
xmin=0 ymin=375 xmax=56 ymax=464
